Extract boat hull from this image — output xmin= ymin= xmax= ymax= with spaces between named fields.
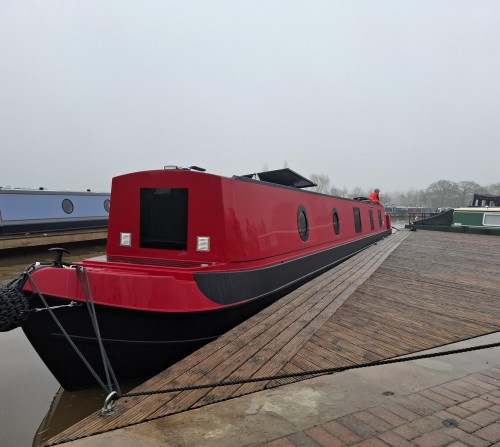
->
xmin=23 ymin=294 xmax=268 ymax=390
xmin=22 ymin=229 xmax=390 ymax=390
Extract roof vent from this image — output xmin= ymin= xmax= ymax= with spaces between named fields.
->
xmin=164 ymin=165 xmax=206 ymax=172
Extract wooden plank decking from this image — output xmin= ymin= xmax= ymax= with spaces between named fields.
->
xmin=0 ymin=229 xmax=107 ymax=251
xmin=47 ymin=229 xmax=500 ymax=445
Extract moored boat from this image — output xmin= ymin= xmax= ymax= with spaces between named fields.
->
xmin=0 ymin=188 xmax=110 ymax=235
xmin=452 ymin=194 xmax=500 ymax=229
xmin=1 ymin=166 xmax=391 ymax=390
xmin=406 ymin=193 xmax=500 ymax=235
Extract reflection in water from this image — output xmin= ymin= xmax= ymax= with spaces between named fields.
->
xmin=32 ymin=381 xmax=139 ymax=447
xmin=32 ymin=387 xmax=105 ymax=447
xmin=0 ymin=243 xmax=112 ymax=447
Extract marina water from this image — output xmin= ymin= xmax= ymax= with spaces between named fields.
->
xmin=0 ymin=244 xmax=109 ymax=447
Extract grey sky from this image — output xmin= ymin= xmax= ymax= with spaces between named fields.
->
xmin=1 ymin=1 xmax=499 ymax=193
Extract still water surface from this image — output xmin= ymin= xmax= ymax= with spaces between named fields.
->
xmin=0 ymin=243 xmax=110 ymax=447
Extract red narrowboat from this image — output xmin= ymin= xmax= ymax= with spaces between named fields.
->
xmin=6 ymin=167 xmax=391 ymax=390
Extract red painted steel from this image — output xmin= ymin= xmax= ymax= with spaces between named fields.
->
xmin=24 ymin=169 xmax=390 ymax=312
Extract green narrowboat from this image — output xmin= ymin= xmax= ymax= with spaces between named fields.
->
xmin=406 ymin=194 xmax=500 ymax=235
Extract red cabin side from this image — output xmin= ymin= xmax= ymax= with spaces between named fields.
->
xmin=222 ymin=177 xmax=388 ymax=264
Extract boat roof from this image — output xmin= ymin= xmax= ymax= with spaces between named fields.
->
xmin=237 ymin=168 xmax=317 ymax=189
xmin=472 ymin=193 xmax=500 ymax=207
xmin=0 ymin=188 xmax=109 ymax=196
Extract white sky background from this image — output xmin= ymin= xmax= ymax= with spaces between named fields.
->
xmin=0 ymin=1 xmax=499 ymax=193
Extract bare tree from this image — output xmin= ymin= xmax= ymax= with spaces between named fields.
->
xmin=309 ymin=173 xmax=331 ymax=193
xmin=259 ymin=165 xmax=496 ymax=206
xmin=458 ymin=181 xmax=482 ymax=206
xmin=486 ymin=182 xmax=500 ymax=195
xmin=349 ymin=186 xmax=365 ymax=198
xmin=382 ymin=191 xmax=394 ymax=204
xmin=330 ymin=185 xmax=348 ymax=197
xmin=426 ymin=180 xmax=461 ymax=207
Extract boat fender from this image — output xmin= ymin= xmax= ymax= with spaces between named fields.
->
xmin=0 ymin=284 xmax=30 ymax=332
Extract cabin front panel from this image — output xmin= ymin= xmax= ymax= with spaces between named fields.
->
xmin=106 ymin=170 xmax=228 ymax=263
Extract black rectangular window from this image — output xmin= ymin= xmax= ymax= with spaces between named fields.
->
xmin=140 ymin=188 xmax=188 ymax=250
xmin=353 ymin=207 xmax=362 ymax=233
xmin=369 ymin=209 xmax=375 ymax=230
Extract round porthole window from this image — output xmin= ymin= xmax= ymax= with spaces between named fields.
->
xmin=62 ymin=199 xmax=74 ymax=214
xmin=297 ymin=205 xmax=309 ymax=242
xmin=104 ymin=199 xmax=110 ymax=213
xmin=333 ymin=208 xmax=340 ymax=235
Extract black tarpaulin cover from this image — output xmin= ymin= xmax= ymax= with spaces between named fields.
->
xmin=413 ymin=209 xmax=454 ymax=226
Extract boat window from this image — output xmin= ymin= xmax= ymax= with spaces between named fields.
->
xmin=140 ymin=188 xmax=188 ymax=250
xmin=297 ymin=205 xmax=309 ymax=242
xmin=62 ymin=199 xmax=74 ymax=214
xmin=353 ymin=207 xmax=362 ymax=233
xmin=369 ymin=209 xmax=375 ymax=230
xmin=104 ymin=199 xmax=110 ymax=213
xmin=332 ymin=208 xmax=340 ymax=235
xmin=484 ymin=214 xmax=500 ymax=227
xmin=378 ymin=210 xmax=383 ymax=227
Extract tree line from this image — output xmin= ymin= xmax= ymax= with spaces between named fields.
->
xmin=308 ymin=174 xmax=500 ymax=208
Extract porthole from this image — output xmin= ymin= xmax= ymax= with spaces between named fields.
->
xmin=332 ymin=208 xmax=340 ymax=235
xmin=62 ymin=199 xmax=74 ymax=214
xmin=297 ymin=205 xmax=309 ymax=242
xmin=104 ymin=199 xmax=110 ymax=213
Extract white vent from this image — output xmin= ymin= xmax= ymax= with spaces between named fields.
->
xmin=197 ymin=236 xmax=210 ymax=251
xmin=120 ymin=232 xmax=132 ymax=246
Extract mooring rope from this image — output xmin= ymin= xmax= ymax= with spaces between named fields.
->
xmin=75 ymin=266 xmax=121 ymax=395
xmin=114 ymin=340 xmax=500 ymax=401
xmin=25 ymin=266 xmax=118 ymax=395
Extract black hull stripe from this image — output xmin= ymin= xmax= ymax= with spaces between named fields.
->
xmin=194 ymin=230 xmax=391 ymax=305
xmin=1 ymin=218 xmax=108 ymax=235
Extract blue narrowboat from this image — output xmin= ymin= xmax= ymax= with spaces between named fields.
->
xmin=0 ymin=188 xmax=110 ymax=235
